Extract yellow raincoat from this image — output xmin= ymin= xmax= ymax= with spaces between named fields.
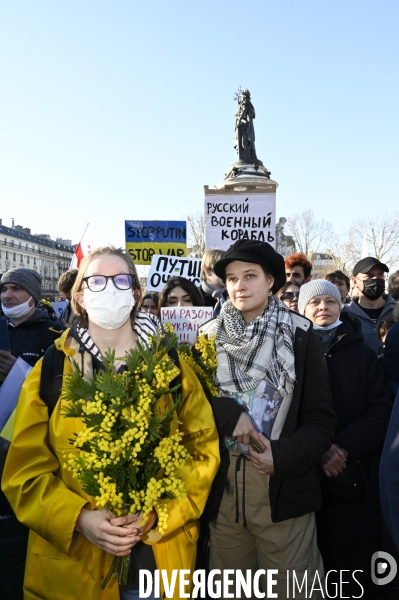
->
xmin=2 ymin=329 xmax=220 ymax=600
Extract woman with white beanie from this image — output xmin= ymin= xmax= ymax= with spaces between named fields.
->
xmin=299 ymin=279 xmax=392 ymax=599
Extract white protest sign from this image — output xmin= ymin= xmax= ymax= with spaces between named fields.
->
xmin=161 ymin=307 xmax=213 ymax=344
xmin=204 ymin=192 xmax=276 ymax=250
xmin=52 ymin=300 xmax=68 ymax=317
xmin=146 ymin=255 xmax=202 ymax=292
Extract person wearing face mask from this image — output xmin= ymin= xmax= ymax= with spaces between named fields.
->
xmin=342 ymin=257 xmax=396 ymax=355
xmin=0 ymin=268 xmax=65 ymax=600
xmin=0 ymin=268 xmax=65 ymax=378
xmin=299 ymin=280 xmax=392 ymax=599
xmin=2 ymin=246 xmax=219 ymax=600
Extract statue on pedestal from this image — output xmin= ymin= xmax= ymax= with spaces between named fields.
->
xmin=234 ymin=89 xmax=261 ymax=165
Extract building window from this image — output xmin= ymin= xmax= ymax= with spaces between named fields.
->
xmin=6 ymin=251 xmax=8 ymax=259
xmin=13 ymin=253 xmax=16 ymax=261
xmin=34 ymin=257 xmax=36 ymax=265
xmin=27 ymin=256 xmax=30 ymax=264
xmin=20 ymin=254 xmax=23 ymax=263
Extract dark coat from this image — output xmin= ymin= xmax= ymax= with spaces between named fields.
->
xmin=380 ymin=387 xmax=399 ymax=554
xmin=7 ymin=309 xmax=65 ymax=368
xmin=383 ymin=321 xmax=399 ymax=398
xmin=0 ymin=309 xmax=65 ymax=515
xmin=315 ymin=313 xmax=392 ymax=598
xmin=199 ymin=284 xmax=228 ymax=310
xmin=202 ymin=312 xmax=337 ymax=523
xmin=325 ymin=314 xmax=392 ymax=459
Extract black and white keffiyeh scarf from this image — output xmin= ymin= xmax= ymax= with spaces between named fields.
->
xmin=215 ymin=295 xmax=296 ymax=397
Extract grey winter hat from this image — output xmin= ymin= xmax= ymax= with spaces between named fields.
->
xmin=0 ymin=268 xmax=42 ymax=305
xmin=298 ymin=279 xmax=342 ymax=316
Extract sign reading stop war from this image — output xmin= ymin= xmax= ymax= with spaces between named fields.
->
xmin=204 ymin=193 xmax=276 ymax=251
xmin=125 ymin=220 xmax=187 ymax=265
xmin=161 ymin=307 xmax=213 ymax=343
xmin=146 ymin=255 xmax=202 ymax=292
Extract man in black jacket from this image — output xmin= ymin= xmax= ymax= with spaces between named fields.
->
xmin=0 ymin=268 xmax=65 ymax=378
xmin=0 ymin=267 xmax=65 ymax=600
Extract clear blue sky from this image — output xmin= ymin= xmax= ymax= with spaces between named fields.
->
xmin=1 ymin=1 xmax=398 ymax=249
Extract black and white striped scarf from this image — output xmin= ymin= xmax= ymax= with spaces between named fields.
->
xmin=72 ymin=312 xmax=159 ymax=363
xmin=215 ymin=296 xmax=296 ymax=396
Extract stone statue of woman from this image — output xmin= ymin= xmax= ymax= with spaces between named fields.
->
xmin=234 ymin=89 xmax=259 ymax=163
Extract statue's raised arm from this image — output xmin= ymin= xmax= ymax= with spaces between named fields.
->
xmin=233 ymin=89 xmax=259 ymax=163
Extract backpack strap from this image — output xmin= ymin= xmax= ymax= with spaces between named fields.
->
xmin=39 ymin=344 xmax=65 ymax=418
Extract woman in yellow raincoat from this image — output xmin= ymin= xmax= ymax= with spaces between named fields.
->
xmin=2 ymin=246 xmax=219 ymax=600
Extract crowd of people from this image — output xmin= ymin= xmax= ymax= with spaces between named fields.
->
xmin=1 ymin=243 xmax=399 ymax=600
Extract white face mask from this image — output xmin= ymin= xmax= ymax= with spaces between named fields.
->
xmin=82 ymin=284 xmax=135 ymax=330
xmin=2 ymin=296 xmax=34 ymax=319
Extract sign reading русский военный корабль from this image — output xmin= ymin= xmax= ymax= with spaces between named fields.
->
xmin=204 ymin=193 xmax=276 ymax=251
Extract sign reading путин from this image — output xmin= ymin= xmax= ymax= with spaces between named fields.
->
xmin=204 ymin=193 xmax=276 ymax=251
xmin=125 ymin=220 xmax=187 ymax=265
xmin=146 ymin=256 xmax=202 ymax=292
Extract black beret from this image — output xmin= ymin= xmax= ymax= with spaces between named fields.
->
xmin=213 ymin=240 xmax=286 ymax=293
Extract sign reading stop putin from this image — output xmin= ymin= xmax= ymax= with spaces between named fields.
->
xmin=125 ymin=220 xmax=187 ymax=266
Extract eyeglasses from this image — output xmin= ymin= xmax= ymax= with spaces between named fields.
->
xmin=82 ymin=273 xmax=134 ymax=292
xmin=281 ymin=291 xmax=300 ymax=301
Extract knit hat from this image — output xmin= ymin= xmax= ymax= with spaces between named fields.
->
xmin=0 ymin=268 xmax=42 ymax=305
xmin=298 ymin=279 xmax=342 ymax=316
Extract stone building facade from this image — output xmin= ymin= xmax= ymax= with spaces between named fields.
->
xmin=0 ymin=220 xmax=74 ymax=297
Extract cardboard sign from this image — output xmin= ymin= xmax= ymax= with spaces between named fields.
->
xmin=146 ymin=255 xmax=202 ymax=292
xmin=52 ymin=300 xmax=68 ymax=317
xmin=161 ymin=307 xmax=213 ymax=343
xmin=125 ymin=220 xmax=187 ymax=265
xmin=204 ymin=192 xmax=276 ymax=250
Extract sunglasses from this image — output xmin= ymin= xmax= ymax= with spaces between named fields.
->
xmin=281 ymin=291 xmax=300 ymax=301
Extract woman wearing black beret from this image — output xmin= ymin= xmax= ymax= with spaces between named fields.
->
xmin=200 ymin=239 xmax=336 ymax=598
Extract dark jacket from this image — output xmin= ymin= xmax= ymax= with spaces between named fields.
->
xmin=324 ymin=314 xmax=392 ymax=459
xmin=315 ymin=313 xmax=392 ymax=598
xmin=382 ymin=321 xmax=399 ymax=398
xmin=7 ymin=308 xmax=65 ymax=368
xmin=199 ymin=284 xmax=228 ymax=310
xmin=0 ymin=309 xmax=65 ymax=515
xmin=201 ymin=312 xmax=337 ymax=523
xmin=342 ymin=294 xmax=396 ymax=354
xmin=380 ymin=387 xmax=399 ymax=554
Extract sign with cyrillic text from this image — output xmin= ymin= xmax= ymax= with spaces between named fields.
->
xmin=125 ymin=220 xmax=187 ymax=265
xmin=204 ymin=193 xmax=276 ymax=250
xmin=161 ymin=307 xmax=213 ymax=343
xmin=146 ymin=255 xmax=202 ymax=292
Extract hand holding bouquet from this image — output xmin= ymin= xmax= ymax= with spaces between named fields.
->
xmin=62 ymin=329 xmax=192 ymax=588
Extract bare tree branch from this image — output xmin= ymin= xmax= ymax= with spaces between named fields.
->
xmin=285 ymin=209 xmax=334 ymax=257
xmin=186 ymin=212 xmax=205 ymax=257
xmin=350 ymin=212 xmax=399 ymax=268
